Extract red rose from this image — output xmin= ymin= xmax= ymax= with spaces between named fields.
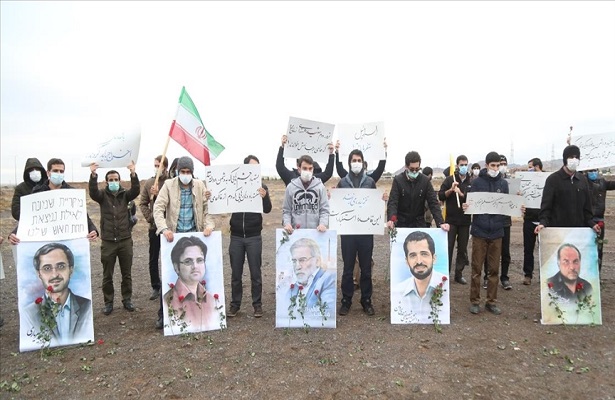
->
xmin=290 ymin=283 xmax=295 ymax=289
xmin=391 ymin=215 xmax=398 ymax=223
xmin=597 ymin=221 xmax=605 ymax=230
xmin=438 ymin=282 xmax=443 ymax=288
xmin=296 ymin=224 xmax=301 ymax=229
xmin=35 ymin=297 xmax=43 ymax=305
xmin=178 ymin=295 xmax=185 ymax=302
xmin=298 ymin=285 xmax=304 ymax=291
xmin=214 ymin=293 xmax=219 ymax=300
xmin=442 ymin=276 xmax=448 ymax=282
xmin=314 ymin=289 xmax=319 ymax=295
xmin=97 ymin=339 xmax=104 ymax=345
xmin=576 ymin=282 xmax=584 ymax=291
xmin=201 ymin=280 xmax=206 ymax=286
xmin=47 ymin=285 xmax=53 ymax=292
xmin=547 ymin=282 xmax=554 ymax=289
xmin=168 ymin=283 xmax=175 ymax=289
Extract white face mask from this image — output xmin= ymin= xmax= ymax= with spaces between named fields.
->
xmin=472 ymin=169 xmax=480 ymax=177
xmin=499 ymin=165 xmax=508 ymax=174
xmin=29 ymin=170 xmax=42 ymax=183
xmin=350 ymin=162 xmax=363 ymax=174
xmin=567 ymin=158 xmax=580 ymax=172
xmin=487 ymin=169 xmax=499 ymax=178
xmin=300 ymin=170 xmax=313 ymax=183
xmin=179 ymin=174 xmax=192 ymax=185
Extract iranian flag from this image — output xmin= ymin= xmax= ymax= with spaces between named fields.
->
xmin=168 ymin=87 xmax=225 ymax=165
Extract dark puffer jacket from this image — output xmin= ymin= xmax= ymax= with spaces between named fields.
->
xmin=588 ymin=176 xmax=615 ymax=219
xmin=11 ymin=158 xmax=47 ymax=220
xmin=387 ymin=171 xmax=443 ymax=228
xmin=229 ymin=183 xmax=272 ymax=237
xmin=469 ymin=168 xmax=509 ymax=240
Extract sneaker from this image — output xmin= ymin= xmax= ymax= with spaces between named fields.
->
xmin=523 ymin=276 xmax=532 ymax=286
xmin=501 ymin=280 xmax=512 ymax=290
xmin=149 ymin=288 xmax=160 ymax=301
xmin=253 ymin=306 xmax=263 ymax=318
xmin=454 ymin=276 xmax=467 ymax=285
xmin=155 ymin=317 xmax=163 ymax=330
xmin=122 ymin=300 xmax=135 ymax=312
xmin=361 ymin=300 xmax=375 ymax=316
xmin=227 ymin=306 xmax=240 ymax=317
xmin=339 ymin=304 xmax=350 ymax=316
xmin=469 ymin=304 xmax=480 ymax=314
xmin=485 ymin=303 xmax=502 ymax=315
xmin=483 ymin=279 xmax=488 ymax=289
xmin=103 ymin=303 xmax=113 ymax=315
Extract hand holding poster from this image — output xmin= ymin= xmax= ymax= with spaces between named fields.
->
xmin=81 ymin=125 xmax=141 ymax=167
xmin=283 ymin=116 xmax=335 ymax=163
xmin=17 ymin=190 xmax=89 ymax=241
xmin=203 ymin=164 xmax=263 ymax=214
xmin=329 ymin=188 xmax=385 ymax=235
xmin=516 ymin=172 xmax=550 ymax=209
xmin=464 ymin=192 xmax=523 ymax=217
xmin=336 ymin=122 xmax=386 ymax=163
xmin=572 ymin=131 xmax=615 ymax=171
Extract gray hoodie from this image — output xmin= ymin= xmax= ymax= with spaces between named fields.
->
xmin=282 ymin=176 xmax=329 ymax=229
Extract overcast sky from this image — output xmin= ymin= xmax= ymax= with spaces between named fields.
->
xmin=1 ymin=1 xmax=614 ymax=185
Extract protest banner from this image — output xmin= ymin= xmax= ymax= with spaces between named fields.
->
xmin=329 ymin=188 xmax=385 ymax=235
xmin=81 ymin=126 xmax=141 ymax=168
xmin=464 ymin=192 xmax=523 ymax=217
xmin=516 ymin=172 xmax=550 ymax=209
xmin=572 ymin=131 xmax=615 ymax=171
xmin=283 ymin=116 xmax=335 ymax=163
xmin=17 ymin=190 xmax=89 ymax=241
xmin=202 ymin=164 xmax=263 ymax=214
xmin=336 ymin=122 xmax=386 ymax=164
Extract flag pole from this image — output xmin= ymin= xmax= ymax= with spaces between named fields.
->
xmin=150 ymin=135 xmax=171 ymax=201
xmin=450 ymin=154 xmax=461 ymax=208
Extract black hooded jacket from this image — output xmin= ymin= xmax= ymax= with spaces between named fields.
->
xmin=11 ymin=158 xmax=47 ymax=220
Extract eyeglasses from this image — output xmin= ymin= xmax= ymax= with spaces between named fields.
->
xmin=291 ymin=256 xmax=313 ymax=266
xmin=407 ymin=167 xmax=421 ymax=173
xmin=40 ymin=263 xmax=69 ymax=273
xmin=179 ymin=258 xmax=205 ymax=268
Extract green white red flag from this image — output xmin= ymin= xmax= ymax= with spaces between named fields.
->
xmin=169 ymin=87 xmax=224 ymax=165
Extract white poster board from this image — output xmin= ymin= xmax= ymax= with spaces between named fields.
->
xmin=81 ymin=126 xmax=141 ymax=167
xmin=516 ymin=172 xmax=550 ymax=209
xmin=572 ymin=131 xmax=615 ymax=171
xmin=284 ymin=116 xmax=335 ymax=163
xmin=329 ymin=188 xmax=385 ymax=235
xmin=464 ymin=192 xmax=523 ymax=217
xmin=203 ymin=164 xmax=263 ymax=214
xmin=17 ymin=189 xmax=89 ymax=241
xmin=336 ymin=122 xmax=386 ymax=163
xmin=160 ymin=232 xmax=226 ymax=335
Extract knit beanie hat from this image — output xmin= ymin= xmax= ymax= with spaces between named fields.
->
xmin=177 ymin=156 xmax=194 ymax=173
xmin=562 ymin=145 xmax=580 ymax=166
xmin=485 ymin=151 xmax=500 ymax=164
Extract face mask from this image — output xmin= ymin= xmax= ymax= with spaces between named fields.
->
xmin=588 ymin=171 xmax=598 ymax=181
xmin=527 ymin=167 xmax=534 ymax=172
xmin=350 ymin=162 xmax=363 ymax=174
xmin=406 ymin=170 xmax=419 ymax=179
xmin=487 ymin=169 xmax=499 ymax=178
xmin=300 ymin=170 xmax=313 ymax=182
xmin=567 ymin=158 xmax=579 ymax=172
xmin=458 ymin=165 xmax=468 ymax=176
xmin=49 ymin=172 xmax=64 ymax=186
xmin=499 ymin=165 xmax=508 ymax=174
xmin=472 ymin=169 xmax=480 ymax=177
xmin=179 ymin=174 xmax=192 ymax=185
xmin=108 ymin=181 xmax=120 ymax=192
xmin=29 ymin=170 xmax=42 ymax=183
xmin=154 ymin=167 xmax=161 ymax=176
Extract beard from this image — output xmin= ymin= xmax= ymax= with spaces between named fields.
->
xmin=561 ymin=272 xmax=579 ymax=285
xmin=410 ymin=263 xmax=433 ymax=281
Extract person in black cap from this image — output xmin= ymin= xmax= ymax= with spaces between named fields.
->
xmin=535 ymin=145 xmax=599 ymax=234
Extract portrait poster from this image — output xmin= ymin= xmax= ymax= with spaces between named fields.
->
xmin=464 ymin=192 xmax=523 ymax=217
xmin=515 ymin=172 xmax=550 ymax=209
xmin=283 ymin=116 xmax=335 ymax=164
xmin=390 ymin=228 xmax=450 ymax=325
xmin=17 ymin=189 xmax=89 ymax=242
xmin=0 ymin=251 xmax=4 ymax=280
xmin=329 ymin=188 xmax=385 ymax=235
xmin=539 ymin=228 xmax=602 ymax=325
xmin=571 ymin=131 xmax=615 ymax=171
xmin=160 ymin=231 xmax=226 ymax=335
xmin=336 ymin=122 xmax=386 ymax=164
xmin=17 ymin=238 xmax=94 ymax=352
xmin=81 ymin=125 xmax=141 ymax=168
xmin=203 ymin=164 xmax=263 ymax=214
xmin=275 ymin=229 xmax=337 ymax=329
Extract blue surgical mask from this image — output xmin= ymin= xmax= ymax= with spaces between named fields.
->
xmin=459 ymin=165 xmax=468 ymax=176
xmin=407 ymin=170 xmax=419 ymax=179
xmin=108 ymin=181 xmax=120 ymax=192
xmin=588 ymin=171 xmax=598 ymax=181
xmin=49 ymin=172 xmax=64 ymax=186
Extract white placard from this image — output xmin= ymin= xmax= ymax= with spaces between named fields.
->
xmin=336 ymin=122 xmax=386 ymax=164
xmin=464 ymin=192 xmax=523 ymax=217
xmin=572 ymin=131 xmax=615 ymax=171
xmin=283 ymin=116 xmax=335 ymax=163
xmin=202 ymin=164 xmax=263 ymax=214
xmin=505 ymin=178 xmax=520 ymax=196
xmin=81 ymin=126 xmax=141 ymax=167
xmin=17 ymin=190 xmax=89 ymax=241
xmin=516 ymin=172 xmax=550 ymax=209
xmin=329 ymin=188 xmax=385 ymax=235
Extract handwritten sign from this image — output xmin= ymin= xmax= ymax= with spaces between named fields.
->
xmin=337 ymin=122 xmax=386 ymax=164
xmin=329 ymin=189 xmax=385 ymax=235
xmin=572 ymin=131 xmax=615 ymax=171
xmin=17 ymin=189 xmax=89 ymax=241
xmin=81 ymin=126 xmax=141 ymax=167
xmin=464 ymin=192 xmax=523 ymax=217
xmin=284 ymin=116 xmax=335 ymax=163
xmin=516 ymin=172 xmax=550 ymax=209
xmin=203 ymin=164 xmax=263 ymax=214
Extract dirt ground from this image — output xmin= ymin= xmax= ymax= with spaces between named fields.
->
xmin=1 ymin=178 xmax=614 ymax=399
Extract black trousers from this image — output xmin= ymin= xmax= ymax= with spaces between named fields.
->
xmin=523 ymin=219 xmax=539 ymax=278
xmin=148 ymin=229 xmax=162 ymax=291
xmin=340 ymin=235 xmax=374 ymax=305
xmin=447 ymin=224 xmax=470 ymax=277
xmin=229 ymin=235 xmax=263 ymax=308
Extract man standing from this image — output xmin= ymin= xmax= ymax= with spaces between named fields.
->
xmin=391 ymin=231 xmax=450 ymax=324
xmin=547 ymin=243 xmax=593 ymax=301
xmin=153 ymin=156 xmax=215 ymax=329
xmin=464 ymin=151 xmax=508 ymax=315
xmin=522 ymin=158 xmax=544 ymax=285
xmin=89 ymin=161 xmax=140 ymax=315
xmin=11 ymin=158 xmax=46 ymax=221
xmin=337 ymin=150 xmax=378 ymax=316
xmin=282 ymin=155 xmax=329 ymax=233
xmin=276 ymin=135 xmax=335 ymax=186
xmin=228 ymin=155 xmax=272 ymax=318
xmin=585 ymin=167 xmax=615 ymax=273
xmin=139 ymin=155 xmax=170 ymax=301
xmin=386 ymin=151 xmax=449 ymax=232
xmin=438 ymin=155 xmax=472 ymax=284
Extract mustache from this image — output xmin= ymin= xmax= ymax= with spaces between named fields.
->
xmin=49 ymin=278 xmax=63 ymax=283
xmin=412 ymin=263 xmax=428 ymax=269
